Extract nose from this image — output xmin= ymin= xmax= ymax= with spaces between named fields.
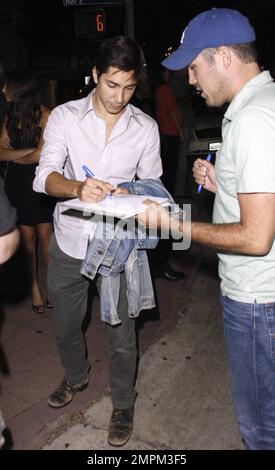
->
xmin=115 ymin=88 xmax=124 ymax=104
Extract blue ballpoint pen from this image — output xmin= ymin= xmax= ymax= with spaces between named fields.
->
xmin=197 ymin=153 xmax=212 ymax=194
xmin=82 ymin=164 xmax=95 ymax=178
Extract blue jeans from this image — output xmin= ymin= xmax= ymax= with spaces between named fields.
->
xmin=221 ymin=295 xmax=275 ymax=450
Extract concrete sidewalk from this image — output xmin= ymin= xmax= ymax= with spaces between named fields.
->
xmin=0 ymin=238 xmax=199 ymax=450
xmin=43 ymin=251 xmax=243 ymax=451
xmin=1 ymin=189 xmax=244 ymax=451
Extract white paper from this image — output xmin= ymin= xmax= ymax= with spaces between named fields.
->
xmin=62 ymin=194 xmax=170 ymax=219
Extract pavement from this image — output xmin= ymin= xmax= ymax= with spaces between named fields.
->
xmin=42 ymin=251 xmax=243 ymax=452
xmin=0 ymin=186 xmax=244 ymax=452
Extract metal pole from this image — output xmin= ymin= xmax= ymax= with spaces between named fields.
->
xmin=124 ymin=0 xmax=134 ymax=39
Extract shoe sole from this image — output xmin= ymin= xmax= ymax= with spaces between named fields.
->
xmin=108 ymin=431 xmax=132 ymax=447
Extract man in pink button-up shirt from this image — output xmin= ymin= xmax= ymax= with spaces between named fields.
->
xmin=33 ymin=36 xmax=162 ymax=447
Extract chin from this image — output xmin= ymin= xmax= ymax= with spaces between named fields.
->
xmin=205 ymin=100 xmax=213 ymax=107
xmin=109 ymin=107 xmax=123 ymax=114
xmin=205 ymin=98 xmax=219 ymax=108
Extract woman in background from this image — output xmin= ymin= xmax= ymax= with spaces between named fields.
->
xmin=0 ymin=71 xmax=55 ymax=313
xmin=154 ymin=65 xmax=183 ymax=195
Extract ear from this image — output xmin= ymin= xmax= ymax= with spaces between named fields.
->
xmin=218 ymin=46 xmax=231 ymax=69
xmin=92 ymin=67 xmax=98 ymax=84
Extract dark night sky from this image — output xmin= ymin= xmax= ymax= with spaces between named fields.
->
xmin=2 ymin=0 xmax=275 ymax=69
xmin=133 ymin=0 xmax=275 ymax=67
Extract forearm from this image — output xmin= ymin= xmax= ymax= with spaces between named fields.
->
xmin=191 ymin=221 xmax=252 ymax=253
xmin=15 ymin=149 xmax=41 ymax=164
xmin=45 ymin=172 xmax=82 ymax=198
xmin=0 ymin=147 xmax=35 ymax=161
xmin=171 ymin=218 xmax=270 ymax=256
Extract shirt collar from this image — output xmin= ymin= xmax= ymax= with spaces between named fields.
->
xmin=127 ymin=103 xmax=142 ymax=126
xmin=77 ymin=89 xmax=142 ymax=126
xmin=77 ymin=89 xmax=95 ymax=120
xmin=224 ymin=71 xmax=273 ymax=121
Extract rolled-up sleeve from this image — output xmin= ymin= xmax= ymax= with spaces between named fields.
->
xmin=33 ymin=107 xmax=68 ymax=194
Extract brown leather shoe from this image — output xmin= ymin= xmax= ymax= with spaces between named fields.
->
xmin=108 ymin=406 xmax=134 ymax=447
xmin=48 ymin=375 xmax=89 ymax=408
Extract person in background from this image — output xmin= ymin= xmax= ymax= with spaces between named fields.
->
xmin=138 ymin=8 xmax=275 ymax=450
xmin=170 ymin=68 xmax=194 ymax=198
xmin=0 ymin=71 xmax=55 ymax=313
xmin=154 ymin=65 xmax=183 ymax=196
xmin=0 ymin=176 xmax=19 ymax=449
xmin=148 ymin=65 xmax=186 ymax=281
xmin=33 ymin=36 xmax=163 ymax=447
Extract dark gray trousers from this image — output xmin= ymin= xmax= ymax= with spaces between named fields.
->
xmin=47 ymin=235 xmax=137 ymax=409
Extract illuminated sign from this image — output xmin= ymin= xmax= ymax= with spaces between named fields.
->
xmin=95 ymin=10 xmax=105 ymax=33
xmin=74 ymin=8 xmax=106 ymax=37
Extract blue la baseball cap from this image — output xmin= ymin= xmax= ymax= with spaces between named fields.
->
xmin=162 ymin=8 xmax=256 ymax=70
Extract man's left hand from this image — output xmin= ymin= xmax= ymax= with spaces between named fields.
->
xmin=136 ymin=200 xmax=171 ymax=229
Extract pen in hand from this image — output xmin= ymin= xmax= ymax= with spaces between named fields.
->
xmin=197 ymin=153 xmax=212 ymax=194
xmin=82 ymin=165 xmax=112 ymax=198
xmin=82 ymin=165 xmax=95 ymax=178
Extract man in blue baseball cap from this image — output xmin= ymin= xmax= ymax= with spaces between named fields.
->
xmin=162 ymin=8 xmax=256 ymax=71
xmin=138 ymin=8 xmax=275 ymax=449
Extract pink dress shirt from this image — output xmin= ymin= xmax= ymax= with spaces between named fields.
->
xmin=33 ymin=91 xmax=162 ymax=259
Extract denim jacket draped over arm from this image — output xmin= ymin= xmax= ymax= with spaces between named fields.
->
xmin=80 ymin=179 xmax=174 ymax=325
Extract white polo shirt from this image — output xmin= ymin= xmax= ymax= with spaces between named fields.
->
xmin=213 ymin=71 xmax=275 ymax=303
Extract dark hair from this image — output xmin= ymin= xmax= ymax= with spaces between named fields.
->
xmin=94 ymin=35 xmax=149 ymax=98
xmin=5 ymin=71 xmax=42 ymax=147
xmin=203 ymin=42 xmax=258 ymax=65
xmin=229 ymin=42 xmax=258 ymax=63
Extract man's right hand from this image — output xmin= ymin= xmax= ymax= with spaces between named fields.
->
xmin=193 ymin=158 xmax=217 ymax=194
xmin=78 ymin=177 xmax=113 ymax=202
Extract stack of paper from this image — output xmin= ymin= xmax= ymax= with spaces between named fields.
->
xmin=62 ymin=194 xmax=170 ymax=219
